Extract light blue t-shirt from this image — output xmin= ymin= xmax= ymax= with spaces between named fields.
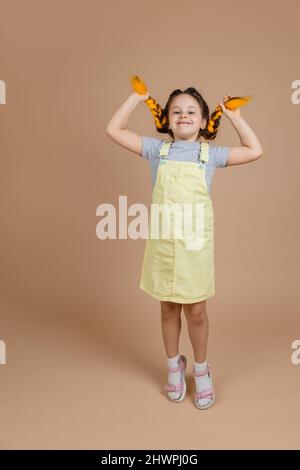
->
xmin=141 ymin=136 xmax=230 ymax=194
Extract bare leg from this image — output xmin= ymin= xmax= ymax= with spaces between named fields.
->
xmin=183 ymin=300 xmax=208 ymax=362
xmin=160 ymin=301 xmax=182 ymax=358
xmin=183 ymin=300 xmax=214 ymax=408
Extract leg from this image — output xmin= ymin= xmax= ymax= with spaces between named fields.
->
xmin=183 ymin=300 xmax=215 ymax=409
xmin=160 ymin=301 xmax=182 ymax=357
xmin=183 ymin=300 xmax=208 ymax=362
xmin=161 ymin=301 xmax=187 ymax=402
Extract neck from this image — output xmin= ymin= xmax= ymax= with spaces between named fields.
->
xmin=173 ymin=138 xmax=199 ymax=142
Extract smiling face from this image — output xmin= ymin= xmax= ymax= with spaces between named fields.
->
xmin=168 ymin=93 xmax=206 ymax=142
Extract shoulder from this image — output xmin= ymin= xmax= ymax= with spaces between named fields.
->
xmin=208 ymin=142 xmax=230 ymax=168
xmin=141 ymin=136 xmax=167 ymax=160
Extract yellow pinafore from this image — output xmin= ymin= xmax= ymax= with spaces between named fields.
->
xmin=139 ymin=140 xmax=215 ymax=304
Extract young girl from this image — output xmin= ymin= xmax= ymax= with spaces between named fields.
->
xmin=106 ymin=86 xmax=263 ymax=410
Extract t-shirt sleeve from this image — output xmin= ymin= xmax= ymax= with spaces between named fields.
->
xmin=209 ymin=145 xmax=230 ymax=168
xmin=141 ymin=136 xmax=164 ymax=160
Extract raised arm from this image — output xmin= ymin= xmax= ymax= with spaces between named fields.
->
xmin=218 ymin=95 xmax=264 ymax=166
xmin=106 ymin=91 xmax=149 ymax=156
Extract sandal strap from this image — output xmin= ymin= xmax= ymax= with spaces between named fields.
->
xmin=193 ymin=363 xmax=210 ymax=377
xmin=196 ymin=387 xmax=214 ymax=399
xmin=168 ymin=356 xmax=185 ymax=373
xmin=164 ymin=383 xmax=183 ymax=392
xmin=165 ymin=356 xmax=186 ymax=393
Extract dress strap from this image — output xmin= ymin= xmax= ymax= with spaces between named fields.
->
xmin=159 ymin=141 xmax=172 ymax=158
xmin=198 ymin=142 xmax=209 ymax=163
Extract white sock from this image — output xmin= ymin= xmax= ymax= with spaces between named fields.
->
xmin=166 ymin=353 xmax=182 ymax=400
xmin=193 ymin=359 xmax=214 ymax=407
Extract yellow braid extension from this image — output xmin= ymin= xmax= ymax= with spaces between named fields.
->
xmin=130 ymin=76 xmax=167 ymax=129
xmin=130 ymin=75 xmax=252 ymax=137
xmin=207 ymin=96 xmax=252 ymax=135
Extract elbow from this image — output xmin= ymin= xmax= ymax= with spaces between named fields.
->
xmin=253 ymin=146 xmax=264 ymax=160
xmin=105 ymin=126 xmax=113 ymax=136
xmin=106 ymin=127 xmax=118 ymax=140
xmin=106 ymin=125 xmax=122 ymax=137
xmin=258 ymin=149 xmax=264 ymax=159
xmin=105 ymin=120 xmax=116 ymax=135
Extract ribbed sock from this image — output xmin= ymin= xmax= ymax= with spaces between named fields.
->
xmin=166 ymin=353 xmax=182 ymax=400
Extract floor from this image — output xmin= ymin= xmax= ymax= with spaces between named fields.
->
xmin=1 ymin=295 xmax=299 ymax=450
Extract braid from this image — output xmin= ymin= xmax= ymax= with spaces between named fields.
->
xmin=144 ymin=96 xmax=168 ymax=131
xmin=130 ymin=76 xmax=168 ymax=132
xmin=201 ymin=96 xmax=252 ymax=140
xmin=202 ymin=104 xmax=223 ymax=141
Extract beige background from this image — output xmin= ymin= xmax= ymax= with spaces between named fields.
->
xmin=0 ymin=0 xmax=300 ymax=450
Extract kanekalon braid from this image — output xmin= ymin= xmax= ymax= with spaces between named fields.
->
xmin=130 ymin=76 xmax=167 ymax=131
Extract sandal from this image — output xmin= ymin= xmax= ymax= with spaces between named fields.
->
xmin=192 ymin=363 xmax=215 ymax=410
xmin=164 ymin=355 xmax=187 ymax=403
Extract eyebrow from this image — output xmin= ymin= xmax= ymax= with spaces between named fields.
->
xmin=170 ymin=105 xmax=197 ymax=110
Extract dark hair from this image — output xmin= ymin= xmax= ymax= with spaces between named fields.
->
xmin=155 ymin=87 xmax=221 ymax=141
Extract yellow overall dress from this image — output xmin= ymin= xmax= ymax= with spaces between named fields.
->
xmin=139 ymin=140 xmax=215 ymax=304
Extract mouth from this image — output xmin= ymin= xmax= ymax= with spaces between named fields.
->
xmin=177 ymin=122 xmax=192 ymax=125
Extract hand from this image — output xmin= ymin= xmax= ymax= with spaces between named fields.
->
xmin=132 ymin=90 xmax=149 ymax=103
xmin=218 ymin=94 xmax=241 ymax=119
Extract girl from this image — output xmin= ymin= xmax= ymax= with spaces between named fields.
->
xmin=106 ymin=86 xmax=263 ymax=410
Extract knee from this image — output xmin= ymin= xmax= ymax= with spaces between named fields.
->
xmin=160 ymin=301 xmax=182 ymax=319
xmin=184 ymin=303 xmax=207 ymax=324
